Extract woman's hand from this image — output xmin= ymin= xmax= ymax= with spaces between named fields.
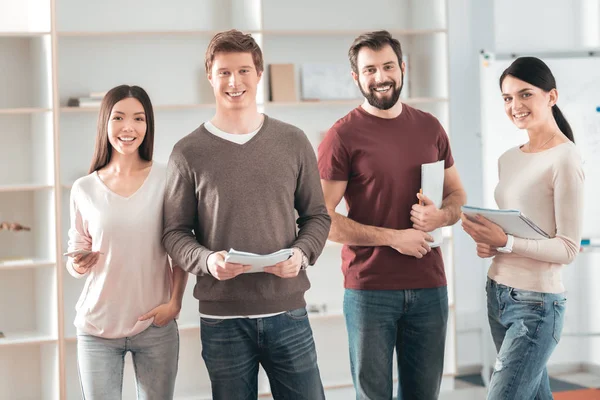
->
xmin=138 ymin=301 xmax=181 ymax=327
xmin=461 ymin=214 xmax=508 ymax=248
xmin=476 ymin=243 xmax=499 ymax=258
xmin=70 ymin=251 xmax=100 ymax=274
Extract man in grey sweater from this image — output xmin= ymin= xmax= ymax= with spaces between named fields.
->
xmin=162 ymin=30 xmax=330 ymax=400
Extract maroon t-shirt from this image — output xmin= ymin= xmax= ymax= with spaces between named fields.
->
xmin=318 ymin=105 xmax=454 ymax=290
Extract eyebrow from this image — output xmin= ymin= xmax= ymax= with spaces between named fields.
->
xmin=362 ymin=61 xmax=396 ymax=70
xmin=217 ymin=65 xmax=254 ymax=71
xmin=112 ymin=111 xmax=145 ymax=115
xmin=502 ymin=88 xmax=533 ymax=96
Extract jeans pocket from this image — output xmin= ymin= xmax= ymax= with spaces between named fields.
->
xmin=285 ymin=307 xmax=308 ymax=320
xmin=200 ymin=317 xmax=226 ymax=326
xmin=509 ymin=288 xmax=544 ymax=305
xmin=553 ymin=298 xmax=567 ymax=343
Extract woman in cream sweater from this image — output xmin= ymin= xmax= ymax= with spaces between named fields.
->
xmin=462 ymin=57 xmax=584 ymax=400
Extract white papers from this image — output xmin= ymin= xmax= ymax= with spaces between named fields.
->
xmin=224 ymin=248 xmax=293 ymax=274
xmin=63 ymin=249 xmax=103 ymax=257
xmin=421 ymin=160 xmax=445 ymax=248
xmin=461 ymin=205 xmax=550 ymax=240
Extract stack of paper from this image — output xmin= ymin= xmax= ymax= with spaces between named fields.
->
xmin=225 ymin=248 xmax=294 ymax=274
xmin=461 ymin=206 xmax=550 ymax=240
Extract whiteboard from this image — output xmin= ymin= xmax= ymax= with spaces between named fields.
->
xmin=479 ymin=53 xmax=600 ymax=238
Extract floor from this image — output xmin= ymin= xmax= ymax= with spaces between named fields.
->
xmin=443 ymin=371 xmax=600 ymax=400
xmin=321 ymin=371 xmax=600 ymax=399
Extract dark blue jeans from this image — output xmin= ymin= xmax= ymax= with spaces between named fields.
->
xmin=344 ymin=287 xmax=448 ymax=400
xmin=486 ymin=278 xmax=567 ymax=400
xmin=200 ymin=308 xmax=325 ymax=400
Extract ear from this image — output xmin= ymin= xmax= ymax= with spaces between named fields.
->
xmin=401 ymin=60 xmax=406 ymax=76
xmin=351 ymin=71 xmax=359 ymax=87
xmin=257 ymin=70 xmax=263 ymax=82
xmin=548 ymin=88 xmax=558 ymax=107
xmin=207 ymin=73 xmax=214 ymax=88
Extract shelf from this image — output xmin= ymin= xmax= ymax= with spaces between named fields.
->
xmin=0 ymin=331 xmax=56 ymax=347
xmin=0 ymin=258 xmax=55 ymax=271
xmin=266 ymin=98 xmax=449 ymax=107
xmin=261 ymin=29 xmax=448 ymax=36
xmin=60 ymin=103 xmax=217 ymax=113
xmin=0 ymin=32 xmax=50 ymax=37
xmin=0 ymin=107 xmax=52 ymax=115
xmin=59 ymin=98 xmax=449 ymax=114
xmin=54 ymin=29 xmax=447 ymax=38
xmin=0 ymin=184 xmax=53 ymax=193
xmin=57 ymin=30 xmax=256 ymax=38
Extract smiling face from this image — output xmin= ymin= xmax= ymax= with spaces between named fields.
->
xmin=107 ymin=97 xmax=147 ymax=156
xmin=353 ymin=44 xmax=404 ymax=110
xmin=501 ymin=75 xmax=557 ymax=131
xmin=208 ymin=51 xmax=261 ymax=111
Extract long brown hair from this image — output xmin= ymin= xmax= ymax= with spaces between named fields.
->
xmin=88 ymin=85 xmax=155 ymax=174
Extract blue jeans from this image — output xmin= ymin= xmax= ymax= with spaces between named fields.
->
xmin=76 ymin=320 xmax=179 ymax=400
xmin=486 ymin=278 xmax=567 ymax=400
xmin=344 ymin=287 xmax=448 ymax=400
xmin=200 ymin=308 xmax=325 ymax=400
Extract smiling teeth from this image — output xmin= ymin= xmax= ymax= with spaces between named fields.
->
xmin=229 ymin=91 xmax=243 ymax=97
xmin=374 ymin=85 xmax=391 ymax=92
xmin=119 ymin=137 xmax=134 ymax=142
xmin=514 ymin=113 xmax=529 ymax=118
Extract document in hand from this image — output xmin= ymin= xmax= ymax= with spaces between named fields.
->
xmin=224 ymin=248 xmax=294 ymax=273
xmin=421 ymin=160 xmax=445 ymax=248
xmin=461 ymin=205 xmax=550 ymax=240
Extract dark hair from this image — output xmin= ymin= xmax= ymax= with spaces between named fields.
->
xmin=88 ymin=85 xmax=155 ymax=174
xmin=499 ymin=57 xmax=574 ymax=143
xmin=205 ymin=29 xmax=264 ymax=74
xmin=348 ymin=30 xmax=403 ymax=75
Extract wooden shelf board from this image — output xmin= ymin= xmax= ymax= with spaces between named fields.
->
xmin=0 ymin=258 xmax=55 ymax=270
xmin=0 ymin=107 xmax=52 ymax=115
xmin=0 ymin=331 xmax=56 ymax=347
xmin=0 ymin=184 xmax=53 ymax=193
xmin=0 ymin=32 xmax=50 ymax=37
xmin=55 ymin=29 xmax=447 ymax=38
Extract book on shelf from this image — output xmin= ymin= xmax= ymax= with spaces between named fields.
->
xmin=269 ymin=64 xmax=297 ymax=102
xmin=66 ymin=92 xmax=106 ymax=108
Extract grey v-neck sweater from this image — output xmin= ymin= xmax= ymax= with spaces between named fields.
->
xmin=163 ymin=115 xmax=331 ymax=315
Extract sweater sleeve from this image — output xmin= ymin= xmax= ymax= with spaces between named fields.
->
xmin=66 ymin=184 xmax=93 ymax=279
xmin=292 ymin=133 xmax=332 ymax=265
xmin=512 ymin=150 xmax=584 ymax=264
xmin=162 ymin=151 xmax=214 ymax=276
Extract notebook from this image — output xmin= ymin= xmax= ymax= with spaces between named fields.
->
xmin=421 ymin=160 xmax=445 ymax=248
xmin=461 ymin=205 xmax=550 ymax=240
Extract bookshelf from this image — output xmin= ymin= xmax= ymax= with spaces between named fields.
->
xmin=0 ymin=0 xmax=455 ymax=398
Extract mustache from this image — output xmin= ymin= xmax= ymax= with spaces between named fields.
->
xmin=370 ymin=81 xmax=396 ymax=90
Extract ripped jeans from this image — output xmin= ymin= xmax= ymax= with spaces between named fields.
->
xmin=486 ymin=278 xmax=566 ymax=400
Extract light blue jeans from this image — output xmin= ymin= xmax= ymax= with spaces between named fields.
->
xmin=77 ymin=320 xmax=179 ymax=400
xmin=344 ymin=287 xmax=449 ymax=400
xmin=486 ymin=278 xmax=567 ymax=400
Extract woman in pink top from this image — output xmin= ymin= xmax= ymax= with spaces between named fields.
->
xmin=462 ymin=57 xmax=584 ymax=400
xmin=66 ymin=85 xmax=188 ymax=399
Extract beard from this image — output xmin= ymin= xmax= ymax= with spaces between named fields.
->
xmin=358 ymin=76 xmax=403 ymax=110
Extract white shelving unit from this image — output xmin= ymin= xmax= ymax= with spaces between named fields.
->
xmin=0 ymin=0 xmax=454 ymax=398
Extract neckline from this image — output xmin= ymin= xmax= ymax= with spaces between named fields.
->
xmin=356 ymin=103 xmax=408 ymax=121
xmin=517 ymin=141 xmax=572 ymax=155
xmin=202 ymin=114 xmax=269 ymax=147
xmin=94 ymin=163 xmax=154 ymax=200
